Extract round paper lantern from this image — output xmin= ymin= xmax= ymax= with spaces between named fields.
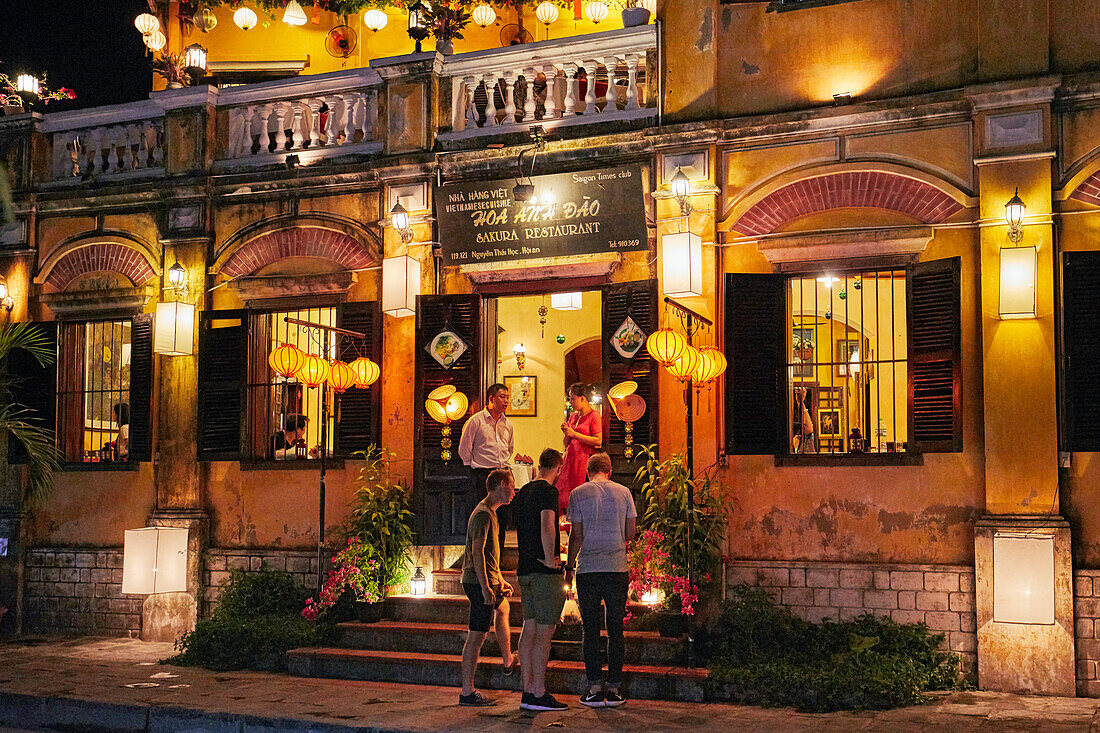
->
xmin=666 ymin=344 xmax=702 ymax=381
xmin=696 ymin=346 xmax=727 ymax=384
xmin=584 ymin=1 xmax=609 ymax=24
xmin=234 ymin=6 xmax=258 ymax=30
xmin=471 ymin=4 xmax=496 ymax=27
xmin=269 ymin=343 xmax=306 ymax=379
xmin=144 ymin=29 xmax=167 ymax=51
xmin=282 ymin=0 xmax=308 ymax=26
xmin=296 ymin=354 xmax=330 ymax=388
xmin=363 ymin=8 xmax=389 ymax=31
xmin=535 ymin=1 xmax=559 ymax=25
xmin=444 ymin=392 xmax=469 ymax=421
xmin=350 ymin=357 xmax=380 ymax=388
xmin=195 ymin=7 xmax=218 ymax=32
xmin=327 ymin=360 xmax=356 ymax=394
xmin=645 ymin=328 xmax=686 ymax=366
xmin=135 ymin=12 xmax=160 ymax=35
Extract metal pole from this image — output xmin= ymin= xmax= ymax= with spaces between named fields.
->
xmin=684 ymin=314 xmax=695 ymax=669
xmin=317 ymin=384 xmax=329 ymax=596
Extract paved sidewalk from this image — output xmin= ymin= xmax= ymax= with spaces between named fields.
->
xmin=1 ymin=637 xmax=1100 ymax=732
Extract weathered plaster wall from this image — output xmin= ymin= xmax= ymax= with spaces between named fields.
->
xmin=27 ymin=465 xmax=155 ymax=546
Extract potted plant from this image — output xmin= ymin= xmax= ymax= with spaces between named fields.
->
xmin=793 ymin=334 xmax=815 ymax=362
xmin=348 ymin=446 xmax=415 ymax=597
xmin=302 ymin=536 xmax=384 ymax=623
xmin=615 ymin=0 xmax=652 ymax=27
xmin=425 ymin=3 xmax=473 ymax=55
xmin=628 ymin=529 xmax=698 ymax=637
xmin=151 ymin=53 xmax=192 ymax=89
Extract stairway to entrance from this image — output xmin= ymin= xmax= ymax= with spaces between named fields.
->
xmin=288 ymin=592 xmax=708 ymax=702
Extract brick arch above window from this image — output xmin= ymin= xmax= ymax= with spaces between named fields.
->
xmin=731 ymin=171 xmax=965 ymax=237
xmin=219 ymin=227 xmax=376 ymax=279
xmin=41 ymin=242 xmax=158 ymax=291
xmin=1069 ymin=169 xmax=1100 ymax=207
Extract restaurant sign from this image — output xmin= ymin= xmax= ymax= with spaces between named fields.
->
xmin=437 ymin=165 xmax=647 ymax=266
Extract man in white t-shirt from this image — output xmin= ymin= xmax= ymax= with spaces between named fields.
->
xmin=565 ymin=452 xmax=636 ymax=708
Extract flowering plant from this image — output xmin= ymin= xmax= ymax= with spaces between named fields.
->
xmin=302 ymin=535 xmax=382 ymax=620
xmin=627 ymin=529 xmax=698 ymax=617
xmin=0 ymin=73 xmax=75 ymax=108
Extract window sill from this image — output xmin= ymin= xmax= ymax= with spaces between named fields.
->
xmin=239 ymin=459 xmax=346 ymax=471
xmin=60 ymin=461 xmax=139 ymax=472
xmin=775 ymin=453 xmax=923 ymax=467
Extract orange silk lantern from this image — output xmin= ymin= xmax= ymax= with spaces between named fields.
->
xmin=350 ymin=357 xmax=380 ymax=388
xmin=268 ymin=343 xmax=306 ymax=378
xmin=665 ymin=344 xmax=702 ymax=381
xmin=645 ymin=328 xmax=686 ymax=366
xmin=327 ymin=360 xmax=356 ymax=393
xmin=296 ymin=354 xmax=330 ymax=388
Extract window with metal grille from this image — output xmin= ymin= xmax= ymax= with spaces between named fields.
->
xmin=56 ymin=320 xmax=132 ymax=463
xmin=245 ymin=306 xmax=337 ymax=461
xmin=788 ymin=269 xmax=908 ymax=455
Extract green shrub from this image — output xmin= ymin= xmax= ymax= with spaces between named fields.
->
xmin=701 ymin=585 xmax=963 ymax=712
xmin=166 ymin=567 xmax=316 ymax=671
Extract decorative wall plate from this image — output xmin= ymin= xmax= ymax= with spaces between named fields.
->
xmin=426 ymin=329 xmax=467 ymax=368
xmin=610 ymin=315 xmax=645 ymax=359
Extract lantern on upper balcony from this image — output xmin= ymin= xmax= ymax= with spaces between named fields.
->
xmin=144 ymin=29 xmax=167 ymax=52
xmin=471 ymin=4 xmax=497 ymax=27
xmin=282 ymin=0 xmax=308 ymax=25
xmin=195 ymin=7 xmax=218 ymax=32
xmin=135 ymin=12 xmax=160 ymax=35
xmin=536 ymin=1 xmax=560 ymax=25
xmin=584 ymin=1 xmax=609 ymax=24
xmin=407 ymin=0 xmax=430 ymax=52
xmin=234 ymin=6 xmax=258 ymax=30
xmin=363 ymin=8 xmax=389 ymax=31
xmin=183 ymin=44 xmax=208 ymax=73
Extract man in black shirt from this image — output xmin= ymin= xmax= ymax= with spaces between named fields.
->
xmin=513 ymin=448 xmax=568 ymax=712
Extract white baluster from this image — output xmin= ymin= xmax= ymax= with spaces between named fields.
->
xmin=463 ymin=76 xmax=479 ymax=129
xmin=136 ymin=123 xmax=150 ymax=168
xmin=151 ymin=123 xmax=164 ymax=168
xmin=582 ymin=62 xmax=597 ymax=115
xmin=603 ymin=58 xmax=617 ymax=112
xmin=324 ymin=97 xmax=340 ymax=144
xmin=125 ymin=125 xmax=139 ymax=169
xmin=624 ymin=53 xmax=640 ymax=110
xmin=561 ymin=63 xmax=578 ymax=117
xmin=484 ymin=74 xmax=499 ymax=126
xmin=290 ymin=102 xmax=305 ymax=151
xmin=343 ymin=94 xmax=359 ymax=143
xmin=306 ymin=100 xmax=322 ymax=148
xmin=257 ymin=105 xmax=273 ymax=153
xmin=240 ymin=106 xmax=257 ymax=156
xmin=106 ymin=126 xmax=120 ymax=172
xmin=523 ymin=69 xmax=537 ymax=123
xmin=272 ymin=104 xmax=287 ymax=152
xmin=503 ymin=72 xmax=517 ymax=125
xmin=86 ymin=128 xmax=100 ymax=173
xmin=364 ymin=90 xmax=379 ymax=141
xmin=542 ymin=66 xmax=556 ymax=120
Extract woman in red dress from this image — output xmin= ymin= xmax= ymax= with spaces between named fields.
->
xmin=557 ymin=382 xmax=603 ymax=512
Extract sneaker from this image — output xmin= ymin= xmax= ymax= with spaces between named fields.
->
xmin=524 ymin=692 xmax=568 ymax=712
xmin=579 ymin=690 xmax=605 ymax=708
xmin=459 ymin=691 xmax=497 ymax=707
xmin=502 ymin=652 xmax=520 ymax=676
xmin=603 ymin=689 xmax=626 ymax=708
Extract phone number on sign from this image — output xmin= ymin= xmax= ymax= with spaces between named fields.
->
xmin=609 ymin=239 xmax=641 ymax=249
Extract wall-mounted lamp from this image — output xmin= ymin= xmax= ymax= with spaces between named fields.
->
xmin=1005 ymin=188 xmax=1026 ymax=243
xmin=15 ymin=74 xmax=40 ymax=96
xmin=382 ymin=255 xmax=420 ymax=318
xmin=166 ymin=261 xmax=186 ymax=291
xmin=156 ymin=261 xmax=194 ymax=356
xmin=390 ymin=202 xmax=414 ymax=243
xmin=0 ymin=276 xmax=14 ymax=312
xmin=999 ymin=245 xmax=1037 ymax=319
xmin=122 ymin=526 xmax=189 ymax=595
xmin=662 ymin=231 xmax=703 ymax=298
xmin=513 ymin=342 xmax=527 ymax=370
xmin=183 ymin=43 xmax=208 ymax=73
xmin=671 ymin=167 xmax=692 ymax=217
xmin=407 ymin=0 xmax=430 ymax=52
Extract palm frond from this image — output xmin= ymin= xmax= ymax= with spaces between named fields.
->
xmin=0 ymin=405 xmax=60 ymax=507
xmin=0 ymin=323 xmax=55 ymax=369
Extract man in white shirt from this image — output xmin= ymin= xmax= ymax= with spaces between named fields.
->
xmin=459 ymin=383 xmax=514 ymax=552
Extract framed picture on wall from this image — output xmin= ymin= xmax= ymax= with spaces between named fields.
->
xmin=836 ymin=338 xmax=864 ymax=377
xmin=818 ymin=408 xmax=841 ymax=437
xmin=504 ymin=375 xmax=537 ymax=417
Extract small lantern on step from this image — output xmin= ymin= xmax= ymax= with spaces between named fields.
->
xmin=411 ymin=566 xmax=427 ymax=596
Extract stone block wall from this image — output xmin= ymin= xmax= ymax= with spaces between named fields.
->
xmin=202 ymin=548 xmax=319 ymax=616
xmin=23 ymin=547 xmax=141 ymax=636
xmin=726 ymin=560 xmax=977 ymax=674
xmin=1073 ymin=569 xmax=1100 ymax=696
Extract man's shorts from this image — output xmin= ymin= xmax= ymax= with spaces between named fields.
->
xmin=518 ymin=573 xmax=567 ymax=626
xmin=463 ymin=582 xmax=499 ymax=632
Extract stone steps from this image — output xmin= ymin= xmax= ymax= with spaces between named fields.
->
xmin=385 ymin=594 xmax=653 ymax=627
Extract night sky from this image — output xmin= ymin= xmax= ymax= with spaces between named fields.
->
xmin=2 ymin=0 xmax=152 ymax=110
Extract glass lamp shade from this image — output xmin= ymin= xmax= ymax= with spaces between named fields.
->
xmin=282 ymin=0 xmax=308 ymax=25
xmin=167 ymin=261 xmax=187 ymax=289
xmin=144 ymin=30 xmax=167 ymax=51
xmin=1000 ymin=245 xmax=1037 ymax=319
xmin=670 ymin=168 xmax=690 ymax=200
xmin=15 ymin=74 xmax=39 ymax=95
xmin=472 ymin=4 xmax=497 ymax=27
xmin=269 ymin=343 xmax=306 ymax=378
xmin=183 ymin=44 xmax=207 ymax=71
xmin=411 ymin=566 xmax=427 ymax=595
xmin=363 ymin=8 xmax=389 ymax=30
xmin=1005 ymin=188 xmax=1026 ymax=240
xmin=154 ymin=301 xmax=195 ymax=356
xmin=327 ymin=360 xmax=357 ymax=393
xmin=665 ymin=344 xmax=702 ymax=381
xmin=408 ymin=0 xmax=427 ymax=30
xmin=645 ymin=328 xmax=687 ymax=366
xmin=0 ymin=277 xmax=9 ymax=300
xmin=390 ymin=202 xmax=410 ymax=232
xmin=195 ymin=7 xmax=218 ymax=32
xmin=551 ymin=292 xmax=583 ymax=310
xmin=584 ymin=1 xmax=609 ymax=24
xmin=135 ymin=12 xmax=160 ymax=35
xmin=234 ymin=6 xmax=258 ymax=30
xmin=296 ymin=354 xmax=331 ymax=388
xmin=536 ymin=1 xmax=560 ymax=25
xmin=350 ymin=357 xmax=380 ymax=388
xmin=382 ymin=255 xmax=421 ymax=318
xmin=122 ymin=526 xmax=188 ymax=595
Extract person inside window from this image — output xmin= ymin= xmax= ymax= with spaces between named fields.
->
xmin=112 ymin=403 xmax=130 ymax=461
xmin=272 ymin=413 xmax=309 ymax=459
xmin=557 ymin=383 xmax=603 ymax=513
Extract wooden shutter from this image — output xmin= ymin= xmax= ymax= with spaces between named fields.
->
xmin=127 ymin=313 xmax=154 ymax=462
xmin=335 ymin=301 xmax=380 ymax=458
xmin=724 ymin=274 xmax=785 ymax=455
xmin=1063 ymin=251 xmax=1100 ymax=451
xmin=415 ymin=293 xmax=481 ymax=545
xmin=198 ymin=310 xmax=247 ymax=461
xmin=907 ymin=256 xmax=962 ymax=453
xmin=7 ymin=322 xmax=58 ymax=464
xmin=602 ymin=280 xmax=658 ymax=483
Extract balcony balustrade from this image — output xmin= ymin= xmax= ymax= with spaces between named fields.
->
xmin=39 ymin=100 xmax=165 ymax=182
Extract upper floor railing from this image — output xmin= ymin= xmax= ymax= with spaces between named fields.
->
xmin=39 ymin=100 xmax=165 ymax=183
